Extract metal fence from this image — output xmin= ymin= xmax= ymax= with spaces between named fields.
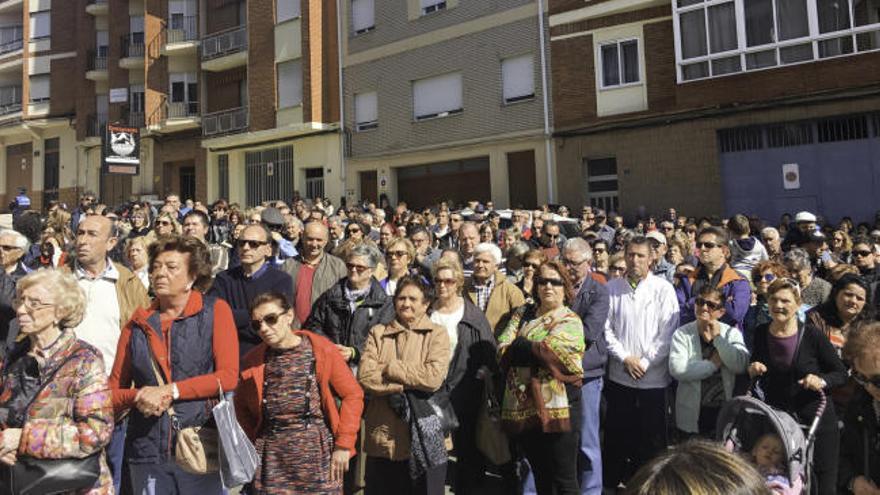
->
xmin=245 ymin=146 xmax=294 ymax=207
xmin=0 ymin=26 xmax=22 ymax=55
xmin=203 ymin=106 xmax=248 ymax=136
xmin=167 ymin=100 xmax=200 ymax=118
xmin=122 ymin=33 xmax=145 ymax=58
xmin=201 ymin=25 xmax=246 ymax=60
xmin=0 ymin=85 xmax=21 ymax=115
xmin=167 ymin=15 xmax=198 ymax=44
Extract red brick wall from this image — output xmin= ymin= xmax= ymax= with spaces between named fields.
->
xmin=247 ymin=0 xmax=275 ymax=131
xmin=145 ymin=0 xmax=168 ymax=126
xmin=108 ymin=0 xmax=131 ymax=122
xmin=153 ymin=132 xmax=207 ymax=201
xmin=205 ymin=68 xmax=246 ymax=112
xmin=550 ymin=34 xmax=596 ymax=130
xmin=206 ymin=0 xmax=240 ymax=34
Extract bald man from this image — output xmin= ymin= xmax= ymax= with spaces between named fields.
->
xmin=282 ymin=221 xmax=347 ymax=325
xmin=72 ymin=215 xmax=150 ymax=492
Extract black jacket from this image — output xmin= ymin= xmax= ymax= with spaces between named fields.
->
xmin=303 ymin=277 xmax=394 ymax=362
xmin=839 ymin=389 xmax=880 ymax=492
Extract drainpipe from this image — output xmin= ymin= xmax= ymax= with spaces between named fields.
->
xmin=336 ymin=0 xmax=346 ymax=206
xmin=536 ymin=0 xmax=555 ymax=204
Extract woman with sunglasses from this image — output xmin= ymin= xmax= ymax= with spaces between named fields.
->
xmin=381 ymin=238 xmax=419 ymax=297
xmin=669 ymin=286 xmax=749 ymax=439
xmin=607 ymin=253 xmax=627 ymax=280
xmin=747 ymin=279 xmax=847 ymax=495
xmin=236 ymin=291 xmax=364 ymax=494
xmin=127 ymin=207 xmax=151 ymax=239
xmin=497 ymin=260 xmax=585 ymax=494
xmin=839 ymin=322 xmax=880 ymax=495
xmin=149 ymin=211 xmax=180 ymax=242
xmin=590 ymin=239 xmax=611 ymax=278
xmin=516 ymin=249 xmax=547 ymax=304
xmin=831 ymin=230 xmax=853 ymax=264
xmin=744 ymin=260 xmax=790 ymax=350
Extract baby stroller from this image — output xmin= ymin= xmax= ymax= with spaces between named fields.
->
xmin=715 ymin=383 xmax=827 ymax=494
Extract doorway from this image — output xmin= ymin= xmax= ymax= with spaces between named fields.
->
xmin=360 ymin=170 xmax=377 ymax=205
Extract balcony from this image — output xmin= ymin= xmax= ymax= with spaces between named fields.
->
xmin=128 ymin=112 xmax=145 ymax=128
xmin=0 ymin=0 xmax=22 ymax=15
xmin=0 ymin=85 xmax=21 ymax=118
xmin=200 ymin=25 xmax=247 ymax=72
xmin=147 ymin=97 xmax=200 ymax=133
xmin=162 ymin=15 xmax=199 ymax=56
xmin=85 ymin=0 xmax=108 ymax=16
xmin=86 ymin=50 xmax=108 ymax=81
xmin=86 ymin=113 xmax=107 ymax=140
xmin=202 ymin=106 xmax=247 ymax=137
xmin=119 ymin=34 xmax=144 ymax=70
xmin=0 ymin=26 xmax=22 ymax=56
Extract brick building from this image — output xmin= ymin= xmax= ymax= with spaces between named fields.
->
xmin=0 ymin=0 xmax=343 ymax=211
xmin=342 ymin=0 xmax=554 ymax=209
xmin=550 ymin=0 xmax=880 ymax=223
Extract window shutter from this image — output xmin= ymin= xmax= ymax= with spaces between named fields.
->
xmin=277 ymin=59 xmax=303 ymax=108
xmin=30 ymin=12 xmax=50 ymax=39
xmin=352 ymin=0 xmax=374 ymax=32
xmin=277 ymin=0 xmax=301 ymax=23
xmin=412 ymin=72 xmax=462 ymax=119
xmin=502 ymin=55 xmax=534 ymax=102
xmin=29 ymin=75 xmax=49 ymax=101
xmin=355 ymin=92 xmax=378 ymax=129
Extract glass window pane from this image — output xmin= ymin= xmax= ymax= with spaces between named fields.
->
xmin=780 ymin=43 xmax=814 ymax=62
xmin=818 ymin=35 xmax=855 ymax=56
xmin=711 ymin=55 xmax=742 ymax=74
xmin=621 ymin=40 xmax=639 ymax=83
xmin=678 ymin=0 xmax=703 ymax=6
xmin=680 ymin=10 xmax=708 ymax=59
xmin=601 ymin=44 xmax=620 ymax=86
xmin=745 ymin=0 xmax=775 ymax=46
xmin=776 ymin=0 xmax=810 ymax=39
xmin=853 ymin=0 xmax=880 ymax=27
xmin=682 ymin=61 xmax=709 ymax=80
xmin=857 ymin=30 xmax=880 ymax=50
xmin=745 ymin=49 xmax=777 ymax=68
xmin=708 ymin=3 xmax=738 ymax=52
xmin=817 ymin=0 xmax=852 ymax=33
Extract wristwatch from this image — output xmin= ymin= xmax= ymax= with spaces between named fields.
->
xmin=171 ymin=383 xmax=180 ymax=401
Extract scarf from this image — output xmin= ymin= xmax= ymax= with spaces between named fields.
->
xmin=389 ymin=391 xmax=447 ymax=479
xmin=344 ymin=284 xmax=370 ymax=314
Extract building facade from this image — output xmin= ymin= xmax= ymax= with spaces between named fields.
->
xmin=342 ymin=0 xmax=554 ymax=209
xmin=550 ymin=0 xmax=880 ymax=223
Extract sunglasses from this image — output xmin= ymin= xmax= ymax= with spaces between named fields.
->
xmin=251 ymin=312 xmax=284 ymax=332
xmin=610 ymin=266 xmax=626 ymax=273
xmin=854 ymin=250 xmax=873 ymax=258
xmin=347 ymin=263 xmax=371 ymax=273
xmin=386 ymin=250 xmax=408 ymax=258
xmin=696 ymin=241 xmax=720 ymax=250
xmin=695 ymin=297 xmax=723 ymax=311
xmin=852 ymin=370 xmax=880 ymax=389
xmin=155 ymin=220 xmax=172 ymax=226
xmin=562 ymin=257 xmax=587 ymax=267
xmin=523 ymin=262 xmax=541 ymax=270
xmin=237 ymin=239 xmax=268 ymax=249
xmin=762 ymin=273 xmax=777 ymax=283
xmin=593 ymin=248 xmax=607 ymax=254
xmin=347 ymin=229 xmax=361 ymax=235
xmin=536 ymin=277 xmax=565 ymax=287
xmin=435 ymin=278 xmax=457 ymax=286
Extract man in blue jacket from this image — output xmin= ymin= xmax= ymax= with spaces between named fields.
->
xmin=562 ymin=237 xmax=610 ymax=494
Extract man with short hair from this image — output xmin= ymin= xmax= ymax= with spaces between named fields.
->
xmin=439 ymin=212 xmax=465 ymax=249
xmin=164 ymin=193 xmax=182 ymax=220
xmin=71 ymin=191 xmax=96 ymax=233
xmin=783 ymin=210 xmax=818 ymax=250
xmin=282 ymin=221 xmax=347 ymax=326
xmin=72 ymin=215 xmax=150 ymax=492
xmin=592 ymin=208 xmax=616 ymax=245
xmin=458 ymin=222 xmax=480 ymax=279
xmin=326 ymin=216 xmax=345 ymax=252
xmin=209 ymin=224 xmax=294 ymax=358
xmin=535 ymin=220 xmax=566 ymax=259
xmin=646 ymin=231 xmax=675 ymax=283
xmin=561 ymin=238 xmax=609 ymax=493
xmin=675 ymin=227 xmax=751 ymax=329
xmin=182 ymin=210 xmax=229 ymax=275
xmin=464 ymin=242 xmax=525 ymax=333
xmin=603 ymin=237 xmax=680 ymax=489
xmin=0 ymin=230 xmax=30 ymax=282
xmin=761 ymin=226 xmax=783 ymax=263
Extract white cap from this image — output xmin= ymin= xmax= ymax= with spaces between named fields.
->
xmin=646 ymin=231 xmax=667 ymax=245
xmin=794 ymin=211 xmax=817 ymax=223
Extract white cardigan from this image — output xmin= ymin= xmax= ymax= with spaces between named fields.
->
xmin=668 ymin=320 xmax=750 ymax=433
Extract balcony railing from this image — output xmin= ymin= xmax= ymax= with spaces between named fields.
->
xmin=167 ymin=100 xmax=200 ymax=119
xmin=0 ymin=85 xmax=21 ymax=115
xmin=122 ymin=33 xmax=145 ymax=58
xmin=202 ymin=106 xmax=247 ymax=136
xmin=88 ymin=50 xmax=108 ymax=71
xmin=166 ymin=15 xmax=198 ymax=44
xmin=201 ymin=25 xmax=246 ymax=61
xmin=128 ymin=112 xmax=145 ymax=128
xmin=0 ymin=26 xmax=23 ymax=55
xmin=86 ymin=113 xmax=107 ymax=138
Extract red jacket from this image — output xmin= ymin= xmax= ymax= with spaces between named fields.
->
xmin=235 ymin=331 xmax=365 ymax=455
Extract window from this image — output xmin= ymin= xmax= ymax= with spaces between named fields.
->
xmin=218 ymin=154 xmax=229 ymax=201
xmin=421 ymin=0 xmax=447 ymax=15
xmin=277 ymin=0 xmax=301 ymax=23
xmin=582 ymin=157 xmax=619 ymax=213
xmin=675 ymin=0 xmax=880 ymax=81
xmin=130 ymin=84 xmax=145 ymax=114
xmin=277 ymin=59 xmax=302 ymax=108
xmin=96 ymin=30 xmax=109 ymax=57
xmin=169 ymin=72 xmax=198 ymax=115
xmin=412 ymin=72 xmax=462 ymax=120
xmin=352 ymin=0 xmax=375 ymax=34
xmin=501 ymin=55 xmax=535 ymax=103
xmin=355 ymin=91 xmax=378 ymax=131
xmin=29 ymin=74 xmax=49 ymax=102
xmin=130 ymin=15 xmax=145 ymax=44
xmin=599 ymin=39 xmax=640 ymax=88
xmin=29 ymin=11 xmax=50 ymax=40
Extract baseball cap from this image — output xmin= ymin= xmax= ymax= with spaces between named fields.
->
xmin=794 ymin=211 xmax=817 ymax=223
xmin=260 ymin=207 xmax=285 ymax=227
xmin=646 ymin=231 xmax=667 ymax=245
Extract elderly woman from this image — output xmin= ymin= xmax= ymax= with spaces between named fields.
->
xmin=669 ymin=286 xmax=749 ymax=438
xmin=839 ymin=322 xmax=880 ymax=494
xmin=430 ymin=258 xmax=496 ymax=494
xmin=0 ymin=270 xmax=113 ymax=494
xmin=465 ymin=243 xmax=526 ymax=334
xmin=783 ymin=248 xmax=831 ymax=309
xmin=109 ymin=235 xmax=239 ymax=493
xmin=358 ymin=276 xmax=451 ymax=495
xmin=747 ymin=279 xmax=847 ymax=495
xmin=497 ymin=259 xmax=585 ymax=494
xmin=381 ymin=237 xmax=419 ymax=297
xmin=237 ymin=292 xmax=364 ymax=494
xmin=125 ymin=236 xmax=150 ymax=290
xmin=516 ymin=249 xmax=547 ymax=304
xmin=305 ymin=243 xmax=394 ymax=366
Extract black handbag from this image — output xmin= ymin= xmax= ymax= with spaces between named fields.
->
xmin=0 ymin=346 xmax=102 ymax=495
xmin=427 ymin=393 xmax=459 ymax=433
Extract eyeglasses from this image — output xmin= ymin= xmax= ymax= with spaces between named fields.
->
xmin=347 ymin=228 xmax=361 ymax=235
xmin=546 ymin=234 xmax=559 ymax=240
xmin=854 ymin=249 xmax=873 ymax=258
xmin=593 ymin=248 xmax=607 ymax=254
xmin=762 ymin=273 xmax=777 ymax=283
xmin=562 ymin=257 xmax=587 ymax=267
xmin=523 ymin=262 xmax=541 ymax=270
xmin=251 ymin=312 xmax=284 ymax=332
xmin=695 ymin=297 xmax=723 ymax=311
xmin=14 ymin=296 xmax=52 ymax=311
xmin=535 ymin=277 xmax=565 ymax=287
xmin=662 ymin=226 xmax=674 ymax=232
xmin=237 ymin=239 xmax=268 ymax=249
xmin=435 ymin=278 xmax=457 ymax=286
xmin=347 ymin=263 xmax=371 ymax=273
xmin=155 ymin=220 xmax=172 ymax=227
xmin=610 ymin=266 xmax=626 ymax=273
xmin=386 ymin=250 xmax=408 ymax=258
xmin=696 ymin=241 xmax=720 ymax=250
xmin=852 ymin=370 xmax=880 ymax=389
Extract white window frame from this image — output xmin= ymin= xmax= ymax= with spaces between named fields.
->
xmin=501 ymin=54 xmax=535 ymax=104
xmin=597 ymin=38 xmax=641 ymax=89
xmin=29 ymin=74 xmax=50 ymax=102
xmin=420 ymin=0 xmax=447 ymax=16
xmin=351 ymin=0 xmax=375 ymax=35
xmin=130 ymin=84 xmax=145 ymax=114
xmin=673 ymin=0 xmax=880 ymax=83
xmin=276 ymin=0 xmax=302 ymax=23
xmin=29 ymin=11 xmax=50 ymax=40
xmin=412 ymin=72 xmax=463 ymax=121
xmin=277 ymin=59 xmax=303 ymax=109
xmin=354 ymin=91 xmax=378 ymax=131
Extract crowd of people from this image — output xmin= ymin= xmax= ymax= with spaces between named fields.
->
xmin=3 ymin=191 xmax=880 ymax=494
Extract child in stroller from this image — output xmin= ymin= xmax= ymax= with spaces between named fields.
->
xmin=750 ymin=432 xmax=791 ymax=493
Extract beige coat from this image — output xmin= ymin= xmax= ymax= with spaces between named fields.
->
xmin=358 ymin=314 xmax=450 ymax=461
xmin=466 ymin=270 xmax=526 ymax=335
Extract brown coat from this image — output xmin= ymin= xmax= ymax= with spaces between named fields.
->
xmin=466 ymin=270 xmax=527 ymax=335
xmin=114 ymin=262 xmax=151 ymax=327
xmin=357 ymin=314 xmax=450 ymax=461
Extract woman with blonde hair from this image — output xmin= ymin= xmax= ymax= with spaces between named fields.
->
xmin=124 ymin=236 xmax=150 ymax=290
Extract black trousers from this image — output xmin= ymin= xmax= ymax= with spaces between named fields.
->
xmin=516 ymin=387 xmax=582 ymax=495
xmin=364 ymin=457 xmax=446 ymax=495
xmin=603 ymin=381 xmax=669 ymax=488
xmin=451 ymin=419 xmax=484 ymax=495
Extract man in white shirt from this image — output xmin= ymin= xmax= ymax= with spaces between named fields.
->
xmin=603 ymin=236 xmax=680 ymax=490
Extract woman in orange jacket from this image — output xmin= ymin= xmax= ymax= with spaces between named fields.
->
xmin=236 ymin=291 xmax=364 ymax=494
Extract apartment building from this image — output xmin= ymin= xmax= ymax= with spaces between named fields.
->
xmin=550 ymin=0 xmax=880 ymax=222
xmin=342 ymin=0 xmax=553 ymax=209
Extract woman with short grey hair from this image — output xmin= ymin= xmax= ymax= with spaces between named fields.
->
xmin=783 ymin=247 xmax=831 ymax=308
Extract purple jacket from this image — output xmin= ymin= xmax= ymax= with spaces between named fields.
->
xmin=675 ymin=264 xmax=751 ymax=330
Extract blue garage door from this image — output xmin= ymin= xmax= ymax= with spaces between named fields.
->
xmin=719 ymin=113 xmax=880 ymax=224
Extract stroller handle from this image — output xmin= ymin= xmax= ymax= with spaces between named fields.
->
xmin=748 ymin=376 xmax=828 ymax=446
